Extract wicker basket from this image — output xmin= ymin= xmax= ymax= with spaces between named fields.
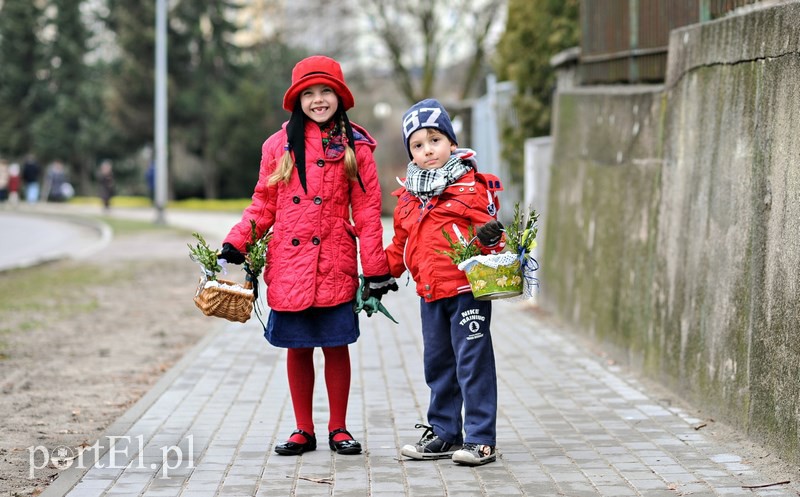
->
xmin=194 ymin=276 xmax=255 ymax=323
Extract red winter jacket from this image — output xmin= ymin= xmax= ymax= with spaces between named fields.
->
xmin=224 ymin=120 xmax=389 ymax=312
xmin=385 ymin=168 xmax=504 ymax=302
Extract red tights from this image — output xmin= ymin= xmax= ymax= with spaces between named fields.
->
xmin=286 ymin=345 xmax=353 ymax=443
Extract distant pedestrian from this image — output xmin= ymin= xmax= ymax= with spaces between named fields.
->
xmin=145 ymin=161 xmax=155 ymax=204
xmin=98 ymin=160 xmax=115 ymax=211
xmin=218 ymin=55 xmax=397 ymax=457
xmin=8 ymin=163 xmax=21 ymax=205
xmin=386 ymin=99 xmax=505 ymax=466
xmin=0 ymin=159 xmax=9 ymax=202
xmin=22 ymin=154 xmax=41 ymax=203
xmin=44 ymin=160 xmax=72 ymax=202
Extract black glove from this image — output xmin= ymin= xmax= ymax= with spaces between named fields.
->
xmin=476 ymin=220 xmax=504 ymax=246
xmin=364 ymin=274 xmax=399 ymax=301
xmin=218 ymin=243 xmax=245 ymax=265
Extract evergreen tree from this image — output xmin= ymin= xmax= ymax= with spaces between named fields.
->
xmin=0 ymin=0 xmax=43 ymax=158
xmin=104 ymin=0 xmax=296 ymax=199
xmin=30 ymin=0 xmax=94 ymax=192
xmin=494 ymin=0 xmax=579 ymax=181
xmin=208 ymin=42 xmax=305 ymax=198
xmin=78 ymin=61 xmax=124 ymax=179
xmin=169 ymin=0 xmax=245 ymax=199
xmin=104 ymin=0 xmax=157 ymax=155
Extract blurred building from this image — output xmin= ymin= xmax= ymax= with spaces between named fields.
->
xmin=230 ymin=0 xmax=282 ymax=46
xmin=230 ymin=0 xmax=358 ymax=56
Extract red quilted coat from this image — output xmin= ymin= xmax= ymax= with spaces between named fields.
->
xmin=223 ymin=120 xmax=389 ymax=312
xmin=385 ymin=168 xmax=504 ymax=302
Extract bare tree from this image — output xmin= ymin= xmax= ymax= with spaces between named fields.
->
xmin=360 ymin=0 xmax=506 ymax=104
xmin=239 ymin=0 xmax=505 ymax=105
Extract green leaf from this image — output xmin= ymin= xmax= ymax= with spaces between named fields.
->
xmin=188 ymin=232 xmax=221 ymax=279
xmin=437 ymin=226 xmax=481 ymax=265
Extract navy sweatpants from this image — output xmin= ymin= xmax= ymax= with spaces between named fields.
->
xmin=420 ymin=293 xmax=497 ymax=446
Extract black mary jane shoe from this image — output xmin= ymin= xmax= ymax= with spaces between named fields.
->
xmin=328 ymin=428 xmax=362 ymax=455
xmin=275 ymin=429 xmax=317 ymax=456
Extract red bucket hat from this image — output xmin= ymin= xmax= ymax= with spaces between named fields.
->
xmin=282 ymin=55 xmax=355 ymax=112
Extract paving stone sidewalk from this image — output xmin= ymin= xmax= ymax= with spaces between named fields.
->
xmin=39 ymin=285 xmax=800 ymax=497
xmin=29 ymin=206 xmax=798 ymax=497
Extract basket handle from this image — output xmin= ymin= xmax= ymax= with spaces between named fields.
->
xmin=242 ymin=263 xmax=268 ymax=329
xmin=243 ymin=263 xmax=257 ymax=294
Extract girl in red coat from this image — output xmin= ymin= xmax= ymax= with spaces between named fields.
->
xmin=219 ymin=55 xmax=397 ymax=456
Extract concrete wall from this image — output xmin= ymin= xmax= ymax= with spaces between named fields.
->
xmin=543 ymin=2 xmax=800 ymax=462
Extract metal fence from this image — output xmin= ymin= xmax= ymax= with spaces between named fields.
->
xmin=470 ymin=75 xmax=520 ymax=223
xmin=579 ymin=0 xmax=763 ymax=84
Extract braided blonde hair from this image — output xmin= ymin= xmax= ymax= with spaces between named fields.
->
xmin=269 ymin=151 xmax=294 ymax=186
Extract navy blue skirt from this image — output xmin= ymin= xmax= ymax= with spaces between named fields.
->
xmin=264 ymin=300 xmax=360 ymax=348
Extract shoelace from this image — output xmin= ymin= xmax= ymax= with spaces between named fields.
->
xmin=413 ymin=423 xmax=436 ymax=443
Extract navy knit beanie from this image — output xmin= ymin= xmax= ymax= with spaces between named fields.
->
xmin=401 ymin=98 xmax=458 ymax=158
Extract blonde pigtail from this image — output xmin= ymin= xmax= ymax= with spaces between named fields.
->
xmin=344 ymin=147 xmax=358 ymax=181
xmin=269 ymin=150 xmax=295 ymax=186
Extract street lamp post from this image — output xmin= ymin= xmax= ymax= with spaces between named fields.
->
xmin=154 ymin=0 xmax=168 ymax=224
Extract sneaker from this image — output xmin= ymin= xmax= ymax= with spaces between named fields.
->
xmin=400 ymin=424 xmax=461 ymax=460
xmin=452 ymin=443 xmax=496 ymax=466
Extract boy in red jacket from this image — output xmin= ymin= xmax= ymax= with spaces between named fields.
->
xmin=386 ymin=99 xmax=504 ymax=466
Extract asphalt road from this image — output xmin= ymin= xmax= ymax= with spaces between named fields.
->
xmin=0 ymin=203 xmax=252 ymax=274
xmin=0 ymin=208 xmax=111 ymax=272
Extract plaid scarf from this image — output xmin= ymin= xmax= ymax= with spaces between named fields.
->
xmin=405 ymin=156 xmax=472 ymax=202
xmin=320 ymin=119 xmax=340 ymax=150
